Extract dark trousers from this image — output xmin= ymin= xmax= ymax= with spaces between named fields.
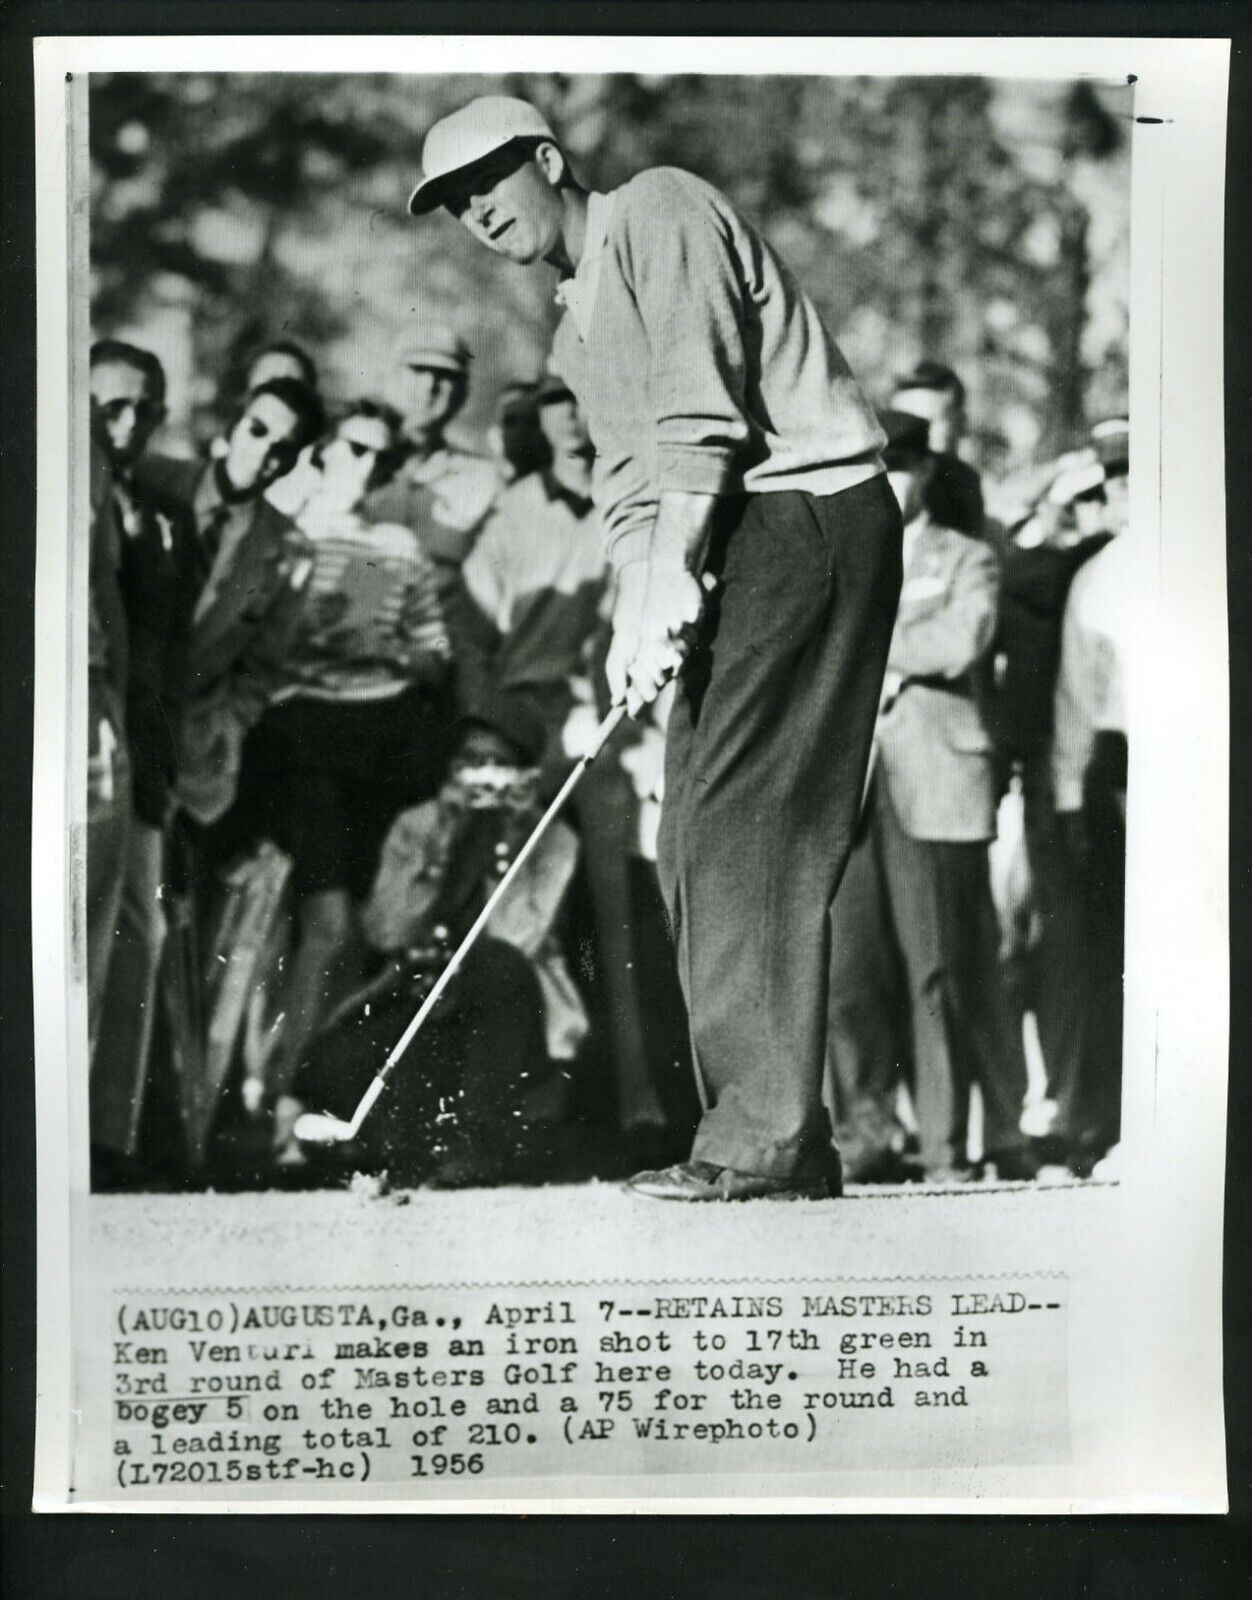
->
xmin=1022 ymin=756 xmax=1087 ymax=1138
xmin=569 ymin=761 xmax=660 ymax=1132
xmin=827 ymin=778 xmax=1028 ymax=1173
xmin=87 ymin=739 xmax=132 ymax=1062
xmin=91 ymin=819 xmax=167 ymax=1156
xmin=657 ymin=476 xmax=902 ymax=1179
xmin=1025 ymin=739 xmax=1126 ymax=1159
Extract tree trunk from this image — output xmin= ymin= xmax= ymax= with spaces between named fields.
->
xmin=1043 ymin=190 xmax=1090 ymax=457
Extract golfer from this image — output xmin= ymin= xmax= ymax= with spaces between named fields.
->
xmin=409 ymin=96 xmax=903 ymax=1201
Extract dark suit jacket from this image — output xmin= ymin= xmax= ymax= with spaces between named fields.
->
xmin=138 ymin=457 xmax=314 ymax=824
xmin=924 ymin=452 xmax=985 ymax=540
xmin=89 ymin=442 xmax=128 ymax=735
xmin=115 ymin=479 xmax=201 ymax=826
xmin=137 ymin=457 xmax=311 ymax=697
xmin=988 ymin=533 xmax=1113 ymax=766
xmin=877 ymin=521 xmax=1000 ymax=843
xmin=133 ymin=451 xmax=202 ymax=507
xmin=186 ymin=492 xmax=312 ymax=706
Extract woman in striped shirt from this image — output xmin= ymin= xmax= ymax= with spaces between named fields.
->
xmin=238 ymin=401 xmax=456 ymax=1154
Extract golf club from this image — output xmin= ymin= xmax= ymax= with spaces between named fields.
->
xmin=293 ymin=699 xmax=630 ymax=1146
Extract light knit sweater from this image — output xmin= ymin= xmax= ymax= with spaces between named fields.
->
xmin=269 ymin=508 xmax=450 ymax=704
xmin=551 ymin=167 xmax=886 ymax=571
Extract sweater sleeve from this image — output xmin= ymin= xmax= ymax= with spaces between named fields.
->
xmin=617 ymin=171 xmax=751 ymax=495
xmin=595 ymin=447 xmax=658 ymax=573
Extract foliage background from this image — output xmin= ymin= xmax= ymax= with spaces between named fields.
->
xmin=89 ymin=72 xmax=1131 ymax=481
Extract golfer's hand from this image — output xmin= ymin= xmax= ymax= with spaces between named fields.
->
xmin=606 ymin=490 xmax=719 ymax=715
xmin=607 ymin=623 xmax=683 ymax=717
xmin=625 ymin=632 xmax=686 ymax=716
xmin=615 ymin=566 xmax=707 ymax=715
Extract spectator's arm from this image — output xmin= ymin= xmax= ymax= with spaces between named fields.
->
xmin=619 ymin=172 xmax=751 ymax=499
xmin=888 ymin=537 xmax=999 ymax=680
xmin=460 ymin=515 xmax=508 ymax=630
xmin=383 ymin=540 xmax=452 ymax=691
xmin=360 ymin=804 xmax=445 ymax=953
xmin=434 ymin=457 xmax=502 ymax=535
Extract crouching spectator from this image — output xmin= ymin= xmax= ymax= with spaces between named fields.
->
xmin=280 ymin=712 xmax=578 ymax=1187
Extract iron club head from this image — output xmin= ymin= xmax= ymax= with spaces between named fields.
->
xmin=293 ymin=1110 xmax=358 ymax=1145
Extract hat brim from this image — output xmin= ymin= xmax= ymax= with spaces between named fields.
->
xmin=407 ymin=136 xmax=521 ymax=217
xmin=408 ymin=172 xmax=459 ymax=217
xmin=401 ymin=355 xmax=468 ymax=375
xmin=1048 ymin=462 xmax=1106 ymax=506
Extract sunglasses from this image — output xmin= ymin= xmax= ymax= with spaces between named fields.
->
xmin=98 ymin=397 xmax=163 ymax=424
xmin=443 ymin=142 xmax=533 ymax=215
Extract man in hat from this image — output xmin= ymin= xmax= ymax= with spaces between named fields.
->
xmin=408 ymin=95 xmax=902 ymax=1200
xmin=245 ymin=338 xmax=319 ymax=396
xmin=365 ymin=328 xmax=501 ymax=601
xmin=826 ymin=412 xmax=1031 ymax=1183
xmin=890 ymin=360 xmax=986 ymax=540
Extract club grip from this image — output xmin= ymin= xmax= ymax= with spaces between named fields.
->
xmin=587 ymin=701 xmax=629 ymax=762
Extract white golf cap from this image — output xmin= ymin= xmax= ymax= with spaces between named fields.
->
xmin=1048 ymin=458 xmax=1106 ymax=507
xmin=408 ymin=96 xmax=557 ymax=217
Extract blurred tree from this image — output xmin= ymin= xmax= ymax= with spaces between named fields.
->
xmin=90 ymin=71 xmax=1128 ymax=475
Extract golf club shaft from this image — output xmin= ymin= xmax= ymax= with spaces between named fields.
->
xmin=343 ymin=701 xmax=630 ymax=1138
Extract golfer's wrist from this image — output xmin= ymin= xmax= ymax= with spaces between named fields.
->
xmin=653 ymin=489 xmax=717 ymax=573
xmin=613 ymin=560 xmax=649 ymax=623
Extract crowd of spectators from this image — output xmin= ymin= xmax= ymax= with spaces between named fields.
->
xmin=86 ymin=332 xmax=1130 ymax=1191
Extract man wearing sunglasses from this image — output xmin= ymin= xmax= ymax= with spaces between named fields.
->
xmin=140 ymin=377 xmax=326 ymax=834
xmin=409 ymin=97 xmax=902 ymax=1202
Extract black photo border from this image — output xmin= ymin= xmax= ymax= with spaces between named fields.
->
xmin=2 ymin=3 xmax=1248 ymax=1595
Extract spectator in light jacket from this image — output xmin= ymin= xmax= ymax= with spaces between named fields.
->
xmin=826 ymin=412 xmax=1034 ymax=1185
